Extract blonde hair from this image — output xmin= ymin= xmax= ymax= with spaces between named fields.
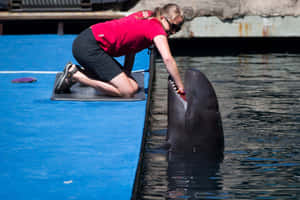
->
xmin=152 ymin=3 xmax=184 ymax=21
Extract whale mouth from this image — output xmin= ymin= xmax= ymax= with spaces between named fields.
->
xmin=168 ymin=77 xmax=179 ymax=92
xmin=168 ymin=76 xmax=187 ymax=106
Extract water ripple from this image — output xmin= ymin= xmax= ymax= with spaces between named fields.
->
xmin=138 ymin=54 xmax=300 ymax=200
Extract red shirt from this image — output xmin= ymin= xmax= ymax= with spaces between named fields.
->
xmin=90 ymin=11 xmax=167 ymax=57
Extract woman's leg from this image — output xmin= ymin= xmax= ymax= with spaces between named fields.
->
xmin=110 ymin=72 xmax=139 ymax=97
xmin=71 ymin=28 xmax=138 ymax=97
xmin=70 ymin=65 xmax=138 ymax=97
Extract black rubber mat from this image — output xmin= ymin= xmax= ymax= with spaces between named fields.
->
xmin=51 ymin=71 xmax=145 ymax=101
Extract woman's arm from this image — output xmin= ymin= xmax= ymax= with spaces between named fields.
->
xmin=153 ymin=35 xmax=184 ymax=91
xmin=124 ymin=52 xmax=136 ymax=76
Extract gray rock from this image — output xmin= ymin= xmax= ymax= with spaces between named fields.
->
xmin=128 ymin=0 xmax=300 ymax=19
xmin=128 ymin=0 xmax=240 ymax=20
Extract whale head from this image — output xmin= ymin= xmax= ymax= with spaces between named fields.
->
xmin=167 ymin=69 xmax=224 ymax=160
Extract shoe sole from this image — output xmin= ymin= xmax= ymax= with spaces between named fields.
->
xmin=54 ymin=63 xmax=72 ymax=93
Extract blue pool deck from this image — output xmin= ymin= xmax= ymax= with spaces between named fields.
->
xmin=0 ymin=35 xmax=150 ymax=200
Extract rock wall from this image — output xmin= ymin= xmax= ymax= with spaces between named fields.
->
xmin=240 ymin=0 xmax=300 ymax=17
xmin=128 ymin=0 xmax=300 ymax=20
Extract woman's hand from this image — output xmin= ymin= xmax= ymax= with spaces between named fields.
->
xmin=177 ymin=88 xmax=186 ymax=101
xmin=177 ymin=88 xmax=185 ymax=95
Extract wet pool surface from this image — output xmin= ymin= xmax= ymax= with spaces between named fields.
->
xmin=139 ymin=53 xmax=300 ymax=200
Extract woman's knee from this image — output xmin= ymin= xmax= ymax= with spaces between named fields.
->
xmin=110 ymin=73 xmax=138 ymax=97
xmin=119 ymin=86 xmax=137 ymax=97
xmin=129 ymin=78 xmax=139 ymax=92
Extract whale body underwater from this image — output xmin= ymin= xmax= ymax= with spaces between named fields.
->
xmin=166 ymin=69 xmax=224 ymax=161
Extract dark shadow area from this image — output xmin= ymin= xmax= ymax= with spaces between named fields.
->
xmin=169 ymin=38 xmax=300 ymax=56
xmin=0 ymin=0 xmax=132 ymax=11
xmin=122 ymin=0 xmax=139 ymax=10
xmin=1 ymin=20 xmax=105 ymax=34
xmin=2 ymin=20 xmax=59 ymax=34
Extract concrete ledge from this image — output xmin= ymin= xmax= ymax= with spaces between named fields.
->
xmin=174 ymin=16 xmax=300 ymax=38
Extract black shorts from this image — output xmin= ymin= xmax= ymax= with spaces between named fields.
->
xmin=72 ymin=28 xmax=123 ymax=82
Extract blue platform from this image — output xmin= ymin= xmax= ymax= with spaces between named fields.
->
xmin=0 ymin=35 xmax=149 ymax=200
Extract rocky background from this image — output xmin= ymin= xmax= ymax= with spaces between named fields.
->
xmin=127 ymin=0 xmax=300 ymax=20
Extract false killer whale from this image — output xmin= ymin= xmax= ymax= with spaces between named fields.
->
xmin=166 ymin=68 xmax=224 ymax=161
xmin=164 ymin=69 xmax=225 ymax=198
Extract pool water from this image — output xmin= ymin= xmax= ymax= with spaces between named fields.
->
xmin=139 ymin=53 xmax=300 ymax=200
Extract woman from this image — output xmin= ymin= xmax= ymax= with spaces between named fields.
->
xmin=55 ymin=3 xmax=185 ymax=98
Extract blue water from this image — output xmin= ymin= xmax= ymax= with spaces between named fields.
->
xmin=139 ymin=54 xmax=300 ymax=200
